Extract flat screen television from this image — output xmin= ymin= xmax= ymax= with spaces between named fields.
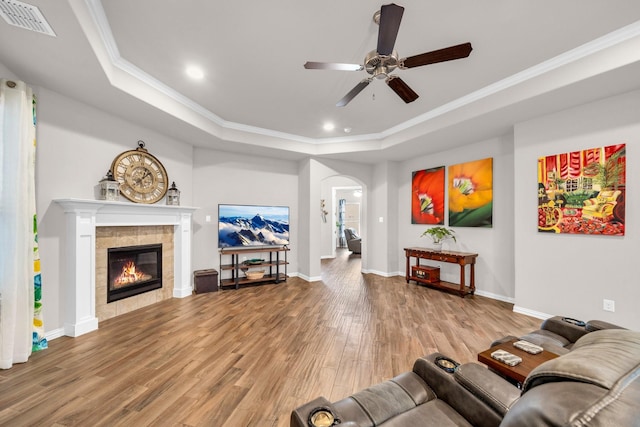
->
xmin=218 ymin=204 xmax=290 ymax=248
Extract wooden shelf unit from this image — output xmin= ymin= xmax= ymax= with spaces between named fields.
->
xmin=404 ymin=247 xmax=478 ymax=297
xmin=219 ymin=246 xmax=289 ymax=289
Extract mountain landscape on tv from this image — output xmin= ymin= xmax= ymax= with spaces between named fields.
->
xmin=219 ymin=211 xmax=289 ymax=248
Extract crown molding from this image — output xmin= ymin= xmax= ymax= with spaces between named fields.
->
xmin=81 ymin=0 xmax=640 ymax=150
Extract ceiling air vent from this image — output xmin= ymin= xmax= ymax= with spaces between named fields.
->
xmin=0 ymin=0 xmax=55 ymax=36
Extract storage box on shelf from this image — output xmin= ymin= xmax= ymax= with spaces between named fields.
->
xmin=219 ymin=246 xmax=289 ymax=289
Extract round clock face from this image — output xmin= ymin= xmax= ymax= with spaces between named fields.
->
xmin=111 ymin=148 xmax=168 ymax=204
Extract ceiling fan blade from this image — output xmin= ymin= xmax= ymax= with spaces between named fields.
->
xmin=377 ymin=3 xmax=404 ymax=56
xmin=386 ymin=76 xmax=419 ymax=104
xmin=402 ymin=42 xmax=473 ymax=69
xmin=304 ymin=61 xmax=363 ymax=71
xmin=336 ymin=79 xmax=371 ymax=107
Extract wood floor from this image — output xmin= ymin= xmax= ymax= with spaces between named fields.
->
xmin=0 ymin=250 xmax=540 ymax=426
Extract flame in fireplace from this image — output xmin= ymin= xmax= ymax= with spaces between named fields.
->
xmin=114 ymin=260 xmax=152 ymax=288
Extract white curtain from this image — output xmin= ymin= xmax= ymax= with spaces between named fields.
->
xmin=0 ymin=78 xmax=43 ymax=369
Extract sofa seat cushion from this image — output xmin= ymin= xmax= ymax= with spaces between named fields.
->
xmin=379 ymin=399 xmax=473 ymax=427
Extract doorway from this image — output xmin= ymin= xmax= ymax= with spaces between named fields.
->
xmin=320 ymin=175 xmax=363 ymax=260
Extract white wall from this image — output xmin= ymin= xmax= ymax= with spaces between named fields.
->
xmin=1 ymin=63 xmax=18 ymax=79
xmin=367 ymin=161 xmax=400 ymax=276
xmin=190 ymin=147 xmax=299 ymax=274
xmin=514 ymin=90 xmax=640 ymax=328
xmin=34 ymin=87 xmax=194 ymax=333
xmin=397 ymin=135 xmax=516 ymax=300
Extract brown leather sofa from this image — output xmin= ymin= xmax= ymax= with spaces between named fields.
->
xmin=291 ymin=329 xmax=640 ymax=427
xmin=491 ymin=315 xmax=625 ymax=355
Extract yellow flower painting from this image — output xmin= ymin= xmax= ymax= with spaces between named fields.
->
xmin=448 ymin=158 xmax=493 ymax=227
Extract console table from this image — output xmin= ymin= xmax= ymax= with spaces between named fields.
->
xmin=404 ymin=247 xmax=478 ymax=297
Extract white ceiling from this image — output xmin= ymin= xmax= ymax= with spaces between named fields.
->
xmin=2 ymin=0 xmax=640 ymax=163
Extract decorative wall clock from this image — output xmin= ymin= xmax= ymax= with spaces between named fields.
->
xmin=111 ymin=140 xmax=168 ymax=204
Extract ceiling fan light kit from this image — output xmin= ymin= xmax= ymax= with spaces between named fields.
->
xmin=303 ymin=3 xmax=473 ymax=107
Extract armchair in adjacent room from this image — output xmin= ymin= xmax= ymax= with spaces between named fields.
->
xmin=344 ymin=228 xmax=361 ymax=254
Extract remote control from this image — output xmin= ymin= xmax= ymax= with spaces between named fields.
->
xmin=491 ymin=349 xmax=522 ymax=366
xmin=513 ymin=340 xmax=543 ymax=354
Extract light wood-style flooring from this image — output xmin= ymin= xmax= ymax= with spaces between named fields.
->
xmin=0 ymin=250 xmax=540 ymax=426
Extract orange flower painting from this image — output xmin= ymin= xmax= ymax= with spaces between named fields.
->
xmin=448 ymin=158 xmax=493 ymax=227
xmin=412 ymin=167 xmax=445 ymax=224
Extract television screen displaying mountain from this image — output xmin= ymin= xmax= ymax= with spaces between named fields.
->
xmin=218 ymin=204 xmax=290 ymax=248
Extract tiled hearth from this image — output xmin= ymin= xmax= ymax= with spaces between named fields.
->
xmin=55 ymin=199 xmax=197 ymax=337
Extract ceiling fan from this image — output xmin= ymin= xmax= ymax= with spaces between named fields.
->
xmin=304 ymin=3 xmax=473 ymax=107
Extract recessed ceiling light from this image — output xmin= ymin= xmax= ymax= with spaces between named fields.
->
xmin=343 ymin=127 xmax=352 ymax=133
xmin=323 ymin=122 xmax=335 ymax=131
xmin=186 ymin=65 xmax=204 ymax=80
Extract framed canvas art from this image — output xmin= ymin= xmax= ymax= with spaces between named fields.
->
xmin=537 ymin=144 xmax=625 ymax=235
xmin=411 ymin=166 xmax=445 ymax=224
xmin=448 ymin=158 xmax=493 ymax=227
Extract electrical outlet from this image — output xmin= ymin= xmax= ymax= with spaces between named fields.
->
xmin=603 ymin=299 xmax=615 ymax=312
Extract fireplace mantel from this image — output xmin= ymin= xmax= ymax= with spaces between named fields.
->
xmin=55 ymin=198 xmax=197 ymax=337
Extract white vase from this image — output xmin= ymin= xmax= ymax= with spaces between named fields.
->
xmin=433 ymin=242 xmax=443 ymax=252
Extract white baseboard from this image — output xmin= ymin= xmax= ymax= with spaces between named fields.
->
xmin=45 ymin=327 xmax=65 ymax=341
xmin=320 ymin=255 xmax=335 ymax=260
xmin=297 ymin=273 xmax=322 ymax=282
xmin=474 ymin=290 xmax=515 ymax=304
xmin=361 ymin=269 xmax=403 ymax=278
xmin=513 ymin=305 xmax=553 ymax=320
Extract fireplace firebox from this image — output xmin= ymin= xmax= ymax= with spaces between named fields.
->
xmin=107 ymin=243 xmax=162 ymax=303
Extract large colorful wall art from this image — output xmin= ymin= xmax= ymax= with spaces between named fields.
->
xmin=411 ymin=166 xmax=445 ymax=224
xmin=537 ymin=144 xmax=625 ymax=235
xmin=448 ymin=158 xmax=493 ymax=227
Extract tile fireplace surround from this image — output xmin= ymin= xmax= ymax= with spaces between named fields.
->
xmin=55 ymin=199 xmax=197 ymax=337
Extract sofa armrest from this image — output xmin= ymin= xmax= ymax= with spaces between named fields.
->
xmin=540 ymin=316 xmax=589 ymax=343
xmin=490 ymin=335 xmax=519 ymax=348
xmin=454 ymin=363 xmax=520 ymax=416
xmin=585 ymin=319 xmax=625 ymax=332
xmin=413 ymin=353 xmax=504 ymax=427
xmin=290 ymin=397 xmax=338 ymax=427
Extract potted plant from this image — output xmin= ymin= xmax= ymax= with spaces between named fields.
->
xmin=421 ymin=226 xmax=456 ymax=251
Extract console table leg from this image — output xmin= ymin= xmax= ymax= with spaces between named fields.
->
xmin=470 ymin=264 xmax=476 ymax=295
xmin=459 ymin=264 xmax=466 ymax=297
xmin=406 ymin=255 xmax=410 ymax=283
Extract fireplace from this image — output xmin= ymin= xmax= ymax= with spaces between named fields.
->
xmin=107 ymin=243 xmax=162 ymax=303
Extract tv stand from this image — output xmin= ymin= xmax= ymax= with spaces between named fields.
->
xmin=219 ymin=246 xmax=289 ymax=289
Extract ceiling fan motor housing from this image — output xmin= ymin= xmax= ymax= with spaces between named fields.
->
xmin=365 ymin=50 xmax=399 ymax=79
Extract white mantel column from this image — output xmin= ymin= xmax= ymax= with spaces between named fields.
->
xmin=62 ymin=203 xmax=100 ymax=337
xmin=173 ymin=212 xmax=193 ymax=298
